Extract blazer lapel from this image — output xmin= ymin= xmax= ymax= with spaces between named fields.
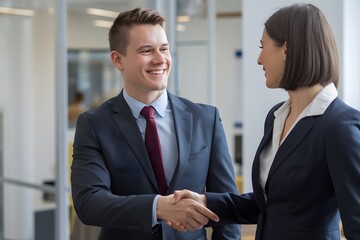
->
xmin=166 ymin=93 xmax=192 ymax=192
xmin=111 ymin=91 xmax=159 ymax=192
xmin=267 ymin=117 xmax=315 ymax=182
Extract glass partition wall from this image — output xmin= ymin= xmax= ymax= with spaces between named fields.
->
xmin=0 ymin=113 xmax=3 ymax=238
xmin=159 ymin=0 xmax=216 ymax=104
xmin=0 ymin=0 xmax=61 ymax=239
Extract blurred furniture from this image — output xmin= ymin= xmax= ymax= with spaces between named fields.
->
xmin=236 ymin=175 xmax=243 ymax=193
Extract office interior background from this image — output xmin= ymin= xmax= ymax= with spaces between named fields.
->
xmin=1 ymin=0 xmax=359 ymax=239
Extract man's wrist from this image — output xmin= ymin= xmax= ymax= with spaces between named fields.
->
xmin=200 ymin=194 xmax=207 ymax=207
xmin=156 ymin=195 xmax=168 ymax=220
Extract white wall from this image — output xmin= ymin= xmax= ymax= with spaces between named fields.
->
xmin=342 ymin=0 xmax=360 ymax=110
xmin=33 ymin=9 xmax=57 ymax=201
xmin=215 ymin=14 xmax=243 ymax=173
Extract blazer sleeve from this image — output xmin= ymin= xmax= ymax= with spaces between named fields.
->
xmin=204 ymin=107 xmax=242 ymax=239
xmin=326 ymin=107 xmax=360 ymax=239
xmin=206 ymin=192 xmax=259 ymax=225
xmin=71 ymin=113 xmax=156 ymax=233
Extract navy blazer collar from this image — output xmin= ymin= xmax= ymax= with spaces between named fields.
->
xmin=111 ymin=91 xmax=159 ymax=192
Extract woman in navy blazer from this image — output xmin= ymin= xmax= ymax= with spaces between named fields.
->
xmin=170 ymin=3 xmax=360 ymax=240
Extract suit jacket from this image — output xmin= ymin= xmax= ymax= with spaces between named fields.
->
xmin=206 ymin=97 xmax=360 ymax=240
xmin=71 ymin=90 xmax=240 ymax=240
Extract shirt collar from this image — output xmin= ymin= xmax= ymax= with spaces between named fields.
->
xmin=305 ymin=83 xmax=338 ymax=116
xmin=123 ymin=89 xmax=168 ymax=119
xmin=274 ymin=83 xmax=338 ymax=118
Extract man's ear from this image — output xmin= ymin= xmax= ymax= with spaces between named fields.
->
xmin=110 ymin=51 xmax=124 ymax=70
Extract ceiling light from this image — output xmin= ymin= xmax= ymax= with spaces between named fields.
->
xmin=93 ymin=20 xmax=113 ymax=29
xmin=177 ymin=24 xmax=186 ymax=32
xmin=0 ymin=7 xmax=35 ymax=17
xmin=177 ymin=15 xmax=191 ymax=22
xmin=48 ymin=7 xmax=55 ymax=15
xmin=86 ymin=8 xmax=118 ymax=18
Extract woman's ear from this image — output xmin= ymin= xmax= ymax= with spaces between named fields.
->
xmin=283 ymin=42 xmax=287 ymax=61
xmin=110 ymin=51 xmax=123 ymax=70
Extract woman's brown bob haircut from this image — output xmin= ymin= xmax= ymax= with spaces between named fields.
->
xmin=108 ymin=8 xmax=166 ymax=55
xmin=265 ymin=3 xmax=339 ymax=90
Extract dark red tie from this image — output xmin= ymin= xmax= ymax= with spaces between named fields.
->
xmin=141 ymin=106 xmax=168 ymax=195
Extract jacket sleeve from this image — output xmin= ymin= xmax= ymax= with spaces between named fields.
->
xmin=204 ymin=107 xmax=242 ymax=239
xmin=206 ymin=192 xmax=259 ymax=225
xmin=326 ymin=107 xmax=360 ymax=239
xmin=71 ymin=113 xmax=156 ymax=233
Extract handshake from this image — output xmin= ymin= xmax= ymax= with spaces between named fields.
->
xmin=157 ymin=190 xmax=219 ymax=232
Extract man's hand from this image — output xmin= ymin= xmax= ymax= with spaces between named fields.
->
xmin=157 ymin=193 xmax=219 ymax=232
xmin=170 ymin=190 xmax=207 ymax=205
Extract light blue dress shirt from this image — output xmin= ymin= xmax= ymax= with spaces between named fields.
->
xmin=123 ymin=89 xmax=178 ymax=226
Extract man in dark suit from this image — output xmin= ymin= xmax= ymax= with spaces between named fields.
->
xmin=70 ymin=7 xmax=240 ymax=240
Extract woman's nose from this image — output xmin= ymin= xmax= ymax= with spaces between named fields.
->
xmin=257 ymin=55 xmax=262 ymax=65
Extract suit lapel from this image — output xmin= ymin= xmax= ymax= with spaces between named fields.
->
xmin=166 ymin=94 xmax=192 ymax=192
xmin=267 ymin=117 xmax=315 ymax=182
xmin=111 ymin=91 xmax=159 ymax=192
xmin=253 ymin=112 xmax=315 ymax=206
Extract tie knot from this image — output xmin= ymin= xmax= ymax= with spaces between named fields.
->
xmin=141 ymin=106 xmax=155 ymax=120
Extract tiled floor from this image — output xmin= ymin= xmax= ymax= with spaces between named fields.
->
xmin=208 ymin=224 xmax=346 ymax=240
xmin=206 ymin=225 xmax=256 ymax=239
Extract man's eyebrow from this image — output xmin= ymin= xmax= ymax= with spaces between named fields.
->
xmin=136 ymin=43 xmax=169 ymax=52
xmin=135 ymin=45 xmax=151 ymax=51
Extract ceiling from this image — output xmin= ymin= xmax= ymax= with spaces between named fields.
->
xmin=0 ymin=0 xmax=129 ymax=10
xmin=0 ymin=0 xmax=241 ymax=18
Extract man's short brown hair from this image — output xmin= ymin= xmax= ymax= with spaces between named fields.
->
xmin=108 ymin=8 xmax=166 ymax=55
